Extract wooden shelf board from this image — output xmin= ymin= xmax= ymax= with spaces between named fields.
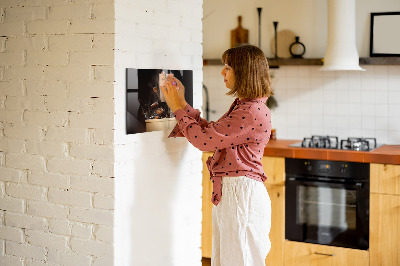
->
xmin=203 ymin=57 xmax=400 ymax=67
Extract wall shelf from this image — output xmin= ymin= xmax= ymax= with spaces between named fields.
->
xmin=203 ymin=57 xmax=400 ymax=67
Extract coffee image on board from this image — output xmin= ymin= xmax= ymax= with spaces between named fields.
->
xmin=126 ymin=68 xmax=193 ymax=134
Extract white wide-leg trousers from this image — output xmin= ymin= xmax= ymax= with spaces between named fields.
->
xmin=211 ymin=176 xmax=271 ymax=266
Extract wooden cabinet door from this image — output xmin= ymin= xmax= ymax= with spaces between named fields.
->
xmin=370 ymin=163 xmax=400 ymax=195
xmin=264 ymin=184 xmax=284 ymax=266
xmin=201 ymin=152 xmax=213 ymax=258
xmin=284 ymin=241 xmax=369 ymax=266
xmin=370 ymin=193 xmax=400 ymax=266
xmin=262 ymin=156 xmax=285 ymax=186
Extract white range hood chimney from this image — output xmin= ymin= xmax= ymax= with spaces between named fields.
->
xmin=320 ymin=0 xmax=365 ymax=71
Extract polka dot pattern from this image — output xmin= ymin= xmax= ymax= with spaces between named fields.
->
xmin=168 ymin=97 xmax=272 ymax=206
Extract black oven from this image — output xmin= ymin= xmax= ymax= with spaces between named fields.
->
xmin=285 ymin=158 xmax=369 ymax=250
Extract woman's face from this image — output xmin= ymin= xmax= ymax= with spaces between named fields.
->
xmin=220 ymin=64 xmax=235 ymax=89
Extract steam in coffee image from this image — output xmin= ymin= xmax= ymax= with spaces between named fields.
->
xmin=126 ymin=68 xmax=193 ymax=134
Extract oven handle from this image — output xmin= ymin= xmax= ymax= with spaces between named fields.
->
xmin=286 ymin=177 xmax=364 ymax=189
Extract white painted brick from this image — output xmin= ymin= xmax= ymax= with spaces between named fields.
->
xmin=70 ymin=175 xmax=113 ymax=194
xmin=181 ymin=42 xmax=202 ymax=56
xmin=0 ymin=211 xmax=4 ymax=226
xmin=24 ymin=259 xmax=48 ymax=266
xmin=47 ymin=249 xmax=91 ymax=266
xmin=0 ymin=138 xmax=25 ymax=154
xmin=28 ymin=171 xmax=69 ymax=189
xmin=0 ymin=181 xmax=4 ymax=197
xmin=69 ymin=207 xmax=113 ymax=226
xmin=0 ymin=153 xmax=5 ymax=166
xmin=47 ymin=158 xmax=92 ymax=176
xmin=48 ymin=188 xmax=91 ymax=208
xmin=0 ymin=52 xmax=24 ymax=66
xmin=4 ymin=125 xmax=43 ymax=141
xmin=89 ymin=128 xmax=113 ymax=146
xmin=48 ymin=219 xmax=71 ymax=236
xmin=70 ymin=237 xmax=113 ymax=257
xmin=69 ymin=112 xmax=114 ymax=129
xmin=0 ymin=37 xmax=5 ymax=52
xmin=0 ymin=226 xmax=23 ymax=243
xmin=49 ymin=35 xmax=93 ymax=52
xmin=70 ymin=144 xmax=113 ymax=161
xmin=27 ymin=20 xmax=69 ymax=35
xmin=24 ymin=111 xmax=68 ymax=127
xmin=27 ymin=200 xmax=69 ymax=219
xmin=6 ymin=153 xmax=46 ymax=171
xmin=0 ymin=197 xmax=24 ymax=212
xmin=5 ymin=212 xmax=48 ymax=231
xmin=26 ymin=141 xmax=67 ymax=157
xmin=69 ymin=19 xmax=114 ymax=34
xmin=5 ymin=36 xmax=46 ymax=52
xmin=0 ymin=22 xmax=24 ymax=36
xmin=44 ymin=66 xmax=91 ymax=82
xmin=6 ymin=183 xmax=46 ymax=201
xmin=25 ymin=80 xmax=67 ymax=97
xmin=92 ymin=34 xmax=114 ymax=50
xmin=93 ymin=253 xmax=113 ymax=266
xmin=25 ymin=229 xmax=68 ymax=251
xmin=92 ymin=160 xmax=113 ymax=177
xmin=22 ymin=0 xmax=69 ymax=6
xmin=93 ymin=194 xmax=113 ymax=210
xmin=48 ymin=4 xmax=91 ymax=20
xmin=86 ymin=98 xmax=115 ymax=114
xmin=94 ymin=225 xmax=113 ymax=243
xmin=4 ymin=6 xmax=46 ymax=22
xmin=0 ymin=110 xmax=23 ymax=124
xmin=69 ymin=50 xmax=114 ymax=66
xmin=93 ymin=65 xmax=114 ymax=81
xmin=92 ymin=3 xmax=114 ymax=20
xmin=69 ymin=81 xmax=114 ymax=98
xmin=0 ymin=81 xmax=23 ymax=96
xmin=3 ymin=66 xmax=44 ymax=81
xmin=4 ymin=96 xmax=46 ymax=111
xmin=0 ymin=255 xmax=23 ymax=266
xmin=26 ymin=51 xmax=68 ymax=66
xmin=71 ymin=222 xmax=92 ymax=239
xmin=6 ymin=241 xmax=46 ymax=261
xmin=46 ymin=127 xmax=88 ymax=144
xmin=43 ymin=96 xmax=81 ymax=112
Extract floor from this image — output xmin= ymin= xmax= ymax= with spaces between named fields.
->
xmin=202 ymin=257 xmax=211 ymax=266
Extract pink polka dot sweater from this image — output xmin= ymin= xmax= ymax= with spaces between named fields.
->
xmin=169 ymin=97 xmax=272 ymax=206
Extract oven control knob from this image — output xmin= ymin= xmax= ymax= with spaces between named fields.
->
xmin=340 ymin=164 xmax=347 ymax=174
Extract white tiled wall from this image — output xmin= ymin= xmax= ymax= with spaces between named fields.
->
xmin=203 ymin=65 xmax=400 ymax=144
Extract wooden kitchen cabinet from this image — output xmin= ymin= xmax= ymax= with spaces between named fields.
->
xmin=370 ymin=163 xmax=400 ymax=266
xmin=284 ymin=241 xmax=369 ymax=266
xmin=201 ymin=153 xmax=286 ymax=266
xmin=370 ymin=163 xmax=400 ymax=195
xmin=202 ymin=152 xmax=213 ymax=258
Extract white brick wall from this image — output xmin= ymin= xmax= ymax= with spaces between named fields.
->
xmin=0 ymin=0 xmax=115 ymax=265
xmin=114 ymin=0 xmax=203 ymax=265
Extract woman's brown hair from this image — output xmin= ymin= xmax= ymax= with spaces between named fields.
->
xmin=221 ymin=44 xmax=273 ymax=99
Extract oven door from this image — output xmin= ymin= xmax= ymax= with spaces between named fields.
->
xmin=285 ymin=177 xmax=369 ymax=250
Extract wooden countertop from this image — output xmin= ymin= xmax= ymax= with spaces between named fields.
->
xmin=263 ymin=139 xmax=400 ymax=165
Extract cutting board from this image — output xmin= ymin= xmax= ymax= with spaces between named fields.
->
xmin=231 ymin=16 xmax=249 ymax=48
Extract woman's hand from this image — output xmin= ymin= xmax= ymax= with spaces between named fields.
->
xmin=160 ymin=77 xmax=185 ymax=113
xmin=173 ymin=77 xmax=187 ymax=108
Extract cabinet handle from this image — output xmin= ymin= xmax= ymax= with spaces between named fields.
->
xmin=314 ymin=252 xmax=335 ymax=257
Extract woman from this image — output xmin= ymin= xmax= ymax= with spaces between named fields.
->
xmin=161 ymin=44 xmax=273 ymax=266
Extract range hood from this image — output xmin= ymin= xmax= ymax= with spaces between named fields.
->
xmin=320 ymin=0 xmax=365 ymax=71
